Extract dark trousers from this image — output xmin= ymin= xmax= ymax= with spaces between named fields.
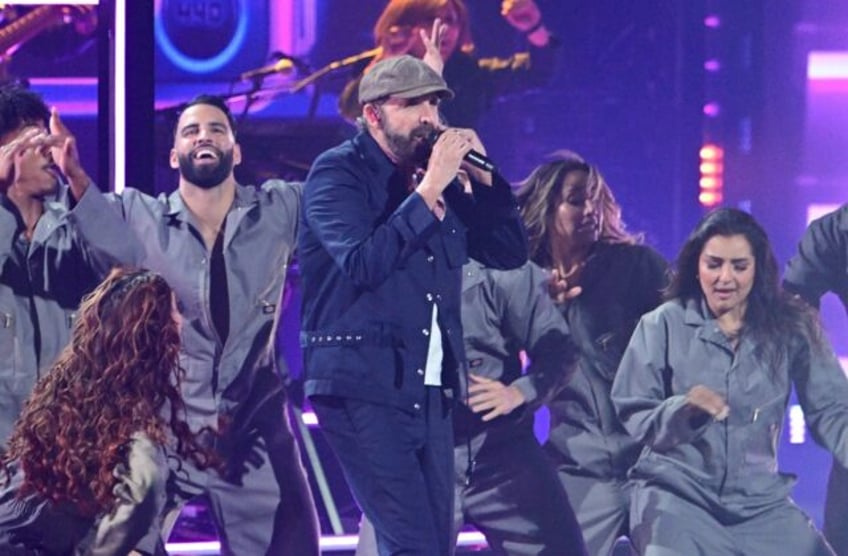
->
xmin=825 ymin=458 xmax=848 ymax=556
xmin=313 ymin=387 xmax=454 ymax=556
xmin=358 ymin=420 xmax=588 ymax=556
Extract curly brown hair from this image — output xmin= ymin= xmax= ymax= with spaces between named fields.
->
xmin=3 ymin=267 xmax=212 ymax=517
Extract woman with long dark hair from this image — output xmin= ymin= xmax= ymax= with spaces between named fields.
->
xmin=516 ymin=153 xmax=667 ymax=556
xmin=0 ymin=267 xmax=211 ymax=555
xmin=611 ymin=208 xmax=848 ymax=555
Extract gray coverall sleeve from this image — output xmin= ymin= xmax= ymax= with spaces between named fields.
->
xmin=498 ymin=263 xmax=578 ymax=406
xmin=611 ymin=313 xmax=711 ymax=452
xmin=68 ymin=185 xmax=146 ymax=267
xmin=4 ymin=188 xmax=121 ymax=278
xmin=792 ymin=338 xmax=848 ymax=468
xmin=784 ymin=207 xmax=848 ymax=308
xmin=87 ymin=434 xmax=168 ymax=556
xmin=263 ymin=178 xmax=302 ymax=245
xmin=0 ymin=208 xmax=14 ymax=267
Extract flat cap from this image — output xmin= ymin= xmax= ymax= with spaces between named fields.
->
xmin=358 ymin=55 xmax=454 ymax=104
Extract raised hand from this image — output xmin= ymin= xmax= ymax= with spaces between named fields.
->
xmin=421 ymin=127 xmax=474 ymax=195
xmin=49 ymin=107 xmax=90 ymax=198
xmin=0 ymin=127 xmax=49 ymax=193
xmin=420 ymin=17 xmax=447 ymax=75
xmin=455 ymin=127 xmax=492 ymax=185
xmin=501 ymin=0 xmax=542 ymax=32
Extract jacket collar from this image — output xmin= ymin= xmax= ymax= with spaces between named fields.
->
xmin=164 ymin=182 xmax=257 ymax=220
xmin=683 ymin=297 xmax=709 ymax=327
xmin=1 ymin=190 xmax=69 ymax=247
xmin=461 ymin=259 xmax=487 ymax=293
xmin=684 ymin=296 xmax=742 ymax=352
xmin=353 ymin=130 xmax=403 ymax=189
xmin=164 ymin=183 xmax=259 ymax=249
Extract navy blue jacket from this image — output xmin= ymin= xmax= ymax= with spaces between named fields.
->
xmin=298 ymin=130 xmax=528 ymax=413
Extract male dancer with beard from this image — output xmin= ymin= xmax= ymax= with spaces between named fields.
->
xmin=298 ymin=55 xmax=528 ymax=555
xmin=67 ymin=95 xmax=320 ymax=555
xmin=0 ymin=85 xmax=116 ymax=448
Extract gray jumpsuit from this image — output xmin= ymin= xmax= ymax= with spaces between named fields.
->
xmin=612 ymin=298 xmax=848 ymax=556
xmin=0 ymin=434 xmax=168 ymax=555
xmin=0 ymin=189 xmax=115 ymax=447
xmin=68 ymin=183 xmax=319 ymax=555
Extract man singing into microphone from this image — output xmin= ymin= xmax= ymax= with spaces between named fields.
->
xmin=298 ymin=55 xmax=527 ymax=555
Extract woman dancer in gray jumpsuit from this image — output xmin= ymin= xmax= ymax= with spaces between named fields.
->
xmin=517 ymin=153 xmax=667 ymax=555
xmin=0 ymin=268 xmax=212 ymax=555
xmin=612 ymin=208 xmax=848 ymax=556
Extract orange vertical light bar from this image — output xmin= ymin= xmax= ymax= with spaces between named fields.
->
xmin=699 ymin=143 xmax=724 ymax=207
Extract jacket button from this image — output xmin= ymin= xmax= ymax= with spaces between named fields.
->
xmin=427 ymin=255 xmax=435 ymax=263
xmin=417 ymin=368 xmax=424 ymax=376
xmin=422 ymin=328 xmax=430 ymax=336
xmin=413 ymin=403 xmax=421 ymax=410
xmin=426 ymin=293 xmax=434 ymax=301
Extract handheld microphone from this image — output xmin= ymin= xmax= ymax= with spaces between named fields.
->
xmin=239 ymin=58 xmax=295 ymax=81
xmin=427 ymin=130 xmax=497 ymax=172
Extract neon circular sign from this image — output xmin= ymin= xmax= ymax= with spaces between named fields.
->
xmin=154 ymin=0 xmax=249 ymax=74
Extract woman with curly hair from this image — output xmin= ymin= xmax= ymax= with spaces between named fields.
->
xmin=516 ymin=152 xmax=668 ymax=555
xmin=0 ymin=267 xmax=211 ymax=555
xmin=611 ymin=208 xmax=848 ymax=555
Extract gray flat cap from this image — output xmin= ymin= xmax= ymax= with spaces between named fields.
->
xmin=358 ymin=55 xmax=454 ymax=104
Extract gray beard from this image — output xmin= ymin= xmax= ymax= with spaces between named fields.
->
xmin=381 ymin=123 xmax=434 ymax=168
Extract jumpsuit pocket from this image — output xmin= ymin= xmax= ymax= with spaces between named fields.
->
xmin=0 ymin=310 xmax=16 ymax=378
xmin=743 ymin=393 xmax=785 ymax=472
